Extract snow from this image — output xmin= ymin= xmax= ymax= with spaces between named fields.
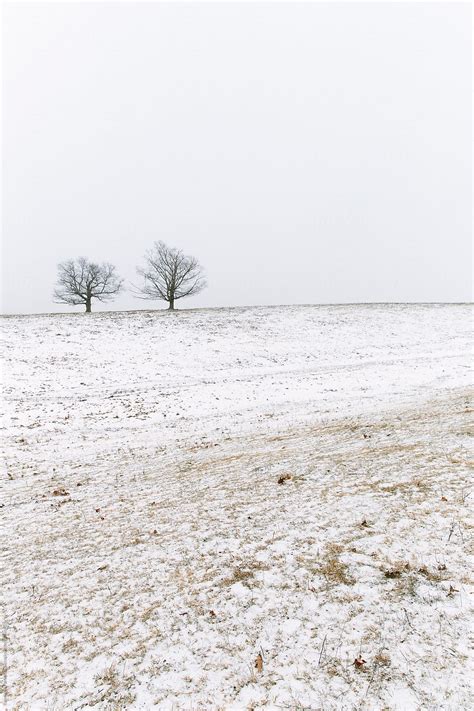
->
xmin=1 ymin=303 xmax=472 ymax=709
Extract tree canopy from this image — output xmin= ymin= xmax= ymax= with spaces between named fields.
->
xmin=53 ymin=257 xmax=123 ymax=312
xmin=135 ymin=241 xmax=206 ymax=310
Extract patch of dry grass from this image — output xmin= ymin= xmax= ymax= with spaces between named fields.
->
xmin=222 ymin=560 xmax=269 ymax=586
xmin=313 ymin=543 xmax=354 ymax=586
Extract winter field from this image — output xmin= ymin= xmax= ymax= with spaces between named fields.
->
xmin=1 ymin=303 xmax=473 ymax=710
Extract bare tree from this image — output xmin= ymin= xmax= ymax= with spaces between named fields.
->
xmin=135 ymin=241 xmax=206 ymax=310
xmin=53 ymin=257 xmax=123 ymax=313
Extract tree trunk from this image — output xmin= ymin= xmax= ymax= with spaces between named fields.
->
xmin=85 ymin=298 xmax=92 ymax=313
xmin=168 ymin=298 xmax=175 ymax=310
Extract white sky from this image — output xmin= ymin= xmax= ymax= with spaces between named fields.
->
xmin=2 ymin=1 xmax=472 ymax=313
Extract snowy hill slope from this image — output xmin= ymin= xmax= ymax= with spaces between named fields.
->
xmin=1 ymin=304 xmax=472 ymax=709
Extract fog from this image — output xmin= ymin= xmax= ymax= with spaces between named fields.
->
xmin=2 ymin=1 xmax=471 ymax=313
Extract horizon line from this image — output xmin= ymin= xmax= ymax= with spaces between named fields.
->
xmin=1 ymin=301 xmax=472 ymax=318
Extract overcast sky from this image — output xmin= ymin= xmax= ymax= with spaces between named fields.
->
xmin=2 ymin=1 xmax=472 ymax=313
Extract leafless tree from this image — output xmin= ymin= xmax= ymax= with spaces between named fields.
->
xmin=53 ymin=257 xmax=123 ymax=313
xmin=135 ymin=241 xmax=206 ymax=310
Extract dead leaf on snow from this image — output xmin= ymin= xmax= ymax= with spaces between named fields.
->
xmin=52 ymin=488 xmax=69 ymax=496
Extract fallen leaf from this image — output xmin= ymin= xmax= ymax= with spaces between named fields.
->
xmin=354 ymin=656 xmax=366 ymax=669
xmin=52 ymin=488 xmax=69 ymax=497
xmin=255 ymin=653 xmax=263 ymax=672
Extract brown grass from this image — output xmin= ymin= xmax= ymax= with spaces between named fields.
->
xmin=317 ymin=544 xmax=354 ymax=585
xmin=222 ymin=561 xmax=269 ymax=586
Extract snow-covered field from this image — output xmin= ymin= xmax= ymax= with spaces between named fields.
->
xmin=1 ymin=304 xmax=472 ymax=710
